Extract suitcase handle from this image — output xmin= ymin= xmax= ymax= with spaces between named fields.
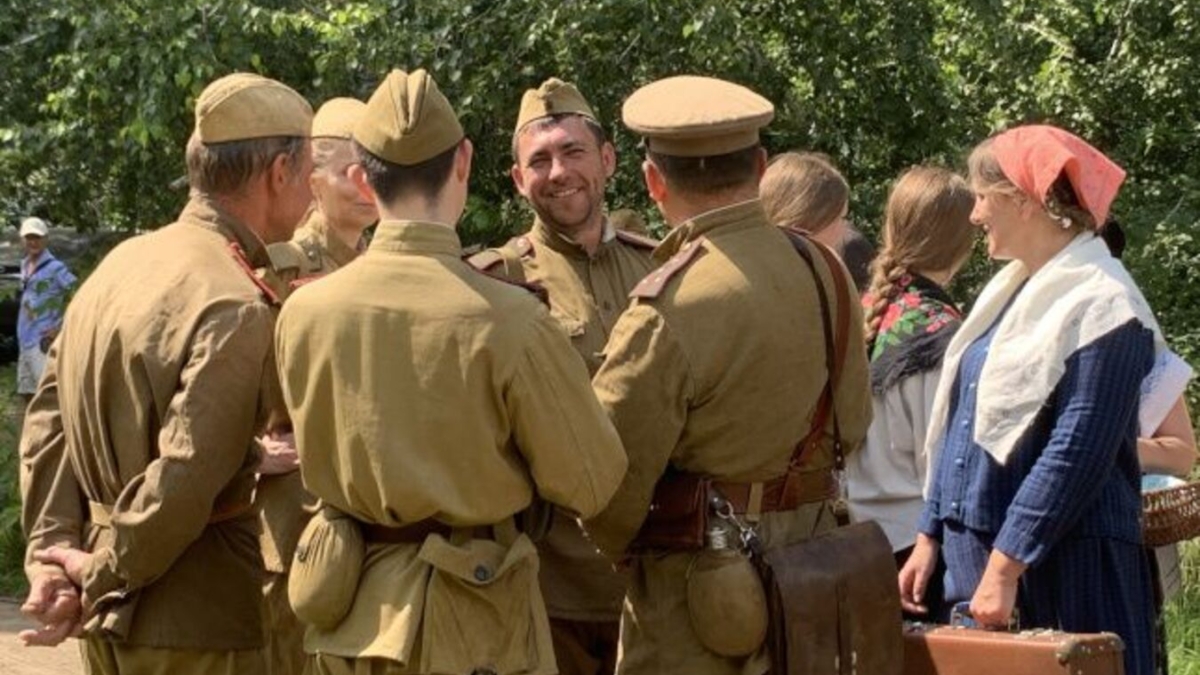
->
xmin=949 ymin=601 xmax=1021 ymax=632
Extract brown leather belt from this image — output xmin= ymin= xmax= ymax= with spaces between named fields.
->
xmin=712 ymin=468 xmax=838 ymax=515
xmin=360 ymin=519 xmax=494 ymax=544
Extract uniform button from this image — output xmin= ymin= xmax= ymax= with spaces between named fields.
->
xmin=602 ymin=300 xmax=612 ymax=311
xmin=473 ymin=565 xmax=492 ymax=582
xmin=960 ymin=420 xmax=969 ymax=428
xmin=968 ymin=382 xmax=977 ymax=390
xmin=472 ymin=669 xmax=498 ymax=675
xmin=954 ymin=457 xmax=965 ymax=467
xmin=950 ymin=501 xmax=960 ymax=510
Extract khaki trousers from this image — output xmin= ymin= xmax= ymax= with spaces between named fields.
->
xmin=549 ymin=617 xmax=619 ymax=675
xmin=264 ymin=570 xmax=307 ymax=675
xmin=82 ymin=636 xmax=265 ymax=675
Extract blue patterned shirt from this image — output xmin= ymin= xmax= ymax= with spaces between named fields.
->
xmin=18 ymin=250 xmax=76 ymax=350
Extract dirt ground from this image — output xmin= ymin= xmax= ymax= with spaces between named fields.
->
xmin=0 ymin=599 xmax=83 ymax=675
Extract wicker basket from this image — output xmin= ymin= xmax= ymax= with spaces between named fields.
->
xmin=1143 ymin=481 xmax=1200 ymax=547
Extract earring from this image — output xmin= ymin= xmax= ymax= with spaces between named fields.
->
xmin=1058 ymin=215 xmax=1073 ymax=230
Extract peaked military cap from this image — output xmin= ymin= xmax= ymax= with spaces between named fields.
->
xmin=195 ymin=73 xmax=313 ymax=144
xmin=515 ymin=78 xmax=598 ymax=135
xmin=622 ymin=75 xmax=774 ymax=157
xmin=354 ymin=69 xmax=464 ymax=166
xmin=312 ymin=97 xmax=367 ymax=139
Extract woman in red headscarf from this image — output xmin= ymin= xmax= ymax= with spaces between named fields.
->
xmin=898 ymin=126 xmax=1163 ymax=675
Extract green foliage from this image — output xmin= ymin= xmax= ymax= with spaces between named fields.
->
xmin=0 ymin=366 xmax=26 ymax=597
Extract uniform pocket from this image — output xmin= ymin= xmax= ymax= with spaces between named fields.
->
xmin=418 ymin=533 xmax=548 ymax=675
xmin=288 ymin=506 xmax=364 ymax=629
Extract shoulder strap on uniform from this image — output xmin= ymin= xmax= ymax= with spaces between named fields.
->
xmin=468 ymin=264 xmax=549 ymax=308
xmin=466 ymin=248 xmax=506 ymax=272
xmin=230 ymin=242 xmax=282 ymax=307
xmin=613 ymin=229 xmax=660 ymax=250
xmin=266 ymin=241 xmax=307 ymax=274
xmin=780 ymin=229 xmax=851 ymax=476
xmin=629 ymin=239 xmax=704 ymax=300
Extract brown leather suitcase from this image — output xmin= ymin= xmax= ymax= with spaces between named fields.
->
xmin=903 ymin=622 xmax=1125 ymax=675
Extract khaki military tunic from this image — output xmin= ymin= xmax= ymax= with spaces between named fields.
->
xmin=585 ymin=199 xmax=871 ymax=675
xmin=264 ymin=207 xmax=362 ymax=298
xmin=259 ymin=207 xmax=364 ymax=675
xmin=20 ymin=196 xmax=277 ymax=658
xmin=470 ymin=218 xmax=656 ymax=625
xmin=274 ymin=219 xmax=628 ymax=673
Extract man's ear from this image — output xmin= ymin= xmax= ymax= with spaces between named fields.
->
xmin=455 ymin=139 xmax=474 ymax=184
xmin=348 ymin=163 xmax=377 ymax=204
xmin=601 ymin=141 xmax=617 ymax=180
xmin=511 ymin=162 xmax=529 ymax=199
xmin=643 ymin=157 xmax=668 ymax=205
xmin=753 ymin=146 xmax=768 ymax=182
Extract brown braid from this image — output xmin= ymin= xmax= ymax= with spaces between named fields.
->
xmin=862 ymin=166 xmax=977 ymax=350
xmin=864 ymin=252 xmax=909 ymax=347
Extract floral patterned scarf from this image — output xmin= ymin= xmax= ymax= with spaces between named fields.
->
xmin=864 ymin=274 xmax=961 ymax=396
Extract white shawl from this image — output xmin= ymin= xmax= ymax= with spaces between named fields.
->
xmin=924 ymin=233 xmax=1165 ymax=486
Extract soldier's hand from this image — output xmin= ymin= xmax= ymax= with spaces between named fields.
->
xmin=32 ymin=547 xmax=91 ymax=587
xmin=18 ymin=571 xmax=82 ymax=647
xmin=258 ymin=431 xmax=300 ymax=475
xmin=898 ymin=533 xmax=940 ymax=615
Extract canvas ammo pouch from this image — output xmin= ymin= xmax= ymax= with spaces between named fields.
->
xmin=288 ymin=504 xmax=364 ymax=629
xmin=417 ymin=521 xmax=549 ymax=675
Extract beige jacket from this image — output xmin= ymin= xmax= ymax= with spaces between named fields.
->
xmin=585 ymin=199 xmax=872 ymax=675
xmin=274 ymin=219 xmax=627 ymax=670
xmin=258 ymin=207 xmax=363 ymax=574
xmin=470 ymin=217 xmax=656 ymax=621
xmin=21 ymin=196 xmax=278 ymax=649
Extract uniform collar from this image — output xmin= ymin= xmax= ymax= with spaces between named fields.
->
xmin=530 ymin=217 xmax=616 ymax=260
xmin=296 ymin=208 xmax=361 ymax=267
xmin=655 ymin=198 xmax=768 ymax=262
xmin=179 ymin=195 xmax=270 ymax=268
xmin=369 ymin=219 xmax=462 ymax=257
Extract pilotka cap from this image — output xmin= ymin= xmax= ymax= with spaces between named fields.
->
xmin=353 ymin=69 xmax=464 ymax=166
xmin=195 ymin=73 xmax=313 ymax=143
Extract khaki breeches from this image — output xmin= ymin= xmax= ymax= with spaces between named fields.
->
xmin=81 ymin=636 xmax=265 ymax=675
xmin=265 ymin=570 xmax=307 ymax=675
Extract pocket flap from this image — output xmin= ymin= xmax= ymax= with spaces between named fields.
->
xmin=550 ymin=311 xmax=586 ymax=337
xmin=418 ymin=533 xmax=538 ymax=585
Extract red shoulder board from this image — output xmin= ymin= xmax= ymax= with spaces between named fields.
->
xmin=229 ymin=242 xmax=282 ymax=307
xmin=288 ymin=273 xmax=327 ymax=292
xmin=614 ymin=230 xmax=659 ymax=250
xmin=629 ymin=239 xmax=704 ymax=300
xmin=509 ymin=235 xmax=536 ymax=259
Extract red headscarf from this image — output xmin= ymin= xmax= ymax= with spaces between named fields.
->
xmin=991 ymin=125 xmax=1126 ymax=226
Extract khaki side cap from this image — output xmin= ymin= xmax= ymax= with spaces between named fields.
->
xmin=312 ymin=98 xmax=367 ymax=139
xmin=354 ymin=68 xmax=464 ymax=166
xmin=622 ymin=75 xmax=774 ymax=157
xmin=515 ymin=77 xmax=597 ymax=135
xmin=196 ymin=73 xmax=313 ymax=143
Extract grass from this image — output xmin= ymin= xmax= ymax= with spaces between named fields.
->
xmin=0 ymin=363 xmax=26 ymax=597
xmin=1168 ymin=540 xmax=1200 ymax=672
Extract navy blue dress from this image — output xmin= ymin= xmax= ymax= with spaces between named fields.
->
xmin=917 ymin=311 xmax=1156 ymax=675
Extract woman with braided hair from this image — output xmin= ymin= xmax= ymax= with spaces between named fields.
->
xmin=845 ymin=166 xmax=975 ymax=621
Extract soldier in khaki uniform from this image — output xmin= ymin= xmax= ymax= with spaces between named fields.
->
xmin=264 ymin=97 xmax=377 ymax=296
xmin=584 ymin=76 xmax=872 ymax=675
xmin=19 ymin=73 xmax=313 ymax=674
xmin=274 ymin=68 xmax=628 ymax=675
xmin=468 ymin=78 xmax=656 ymax=675
xmin=256 ymin=95 xmax=374 ymax=675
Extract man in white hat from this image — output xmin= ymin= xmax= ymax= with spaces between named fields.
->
xmin=16 ymin=216 xmax=76 ymax=403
